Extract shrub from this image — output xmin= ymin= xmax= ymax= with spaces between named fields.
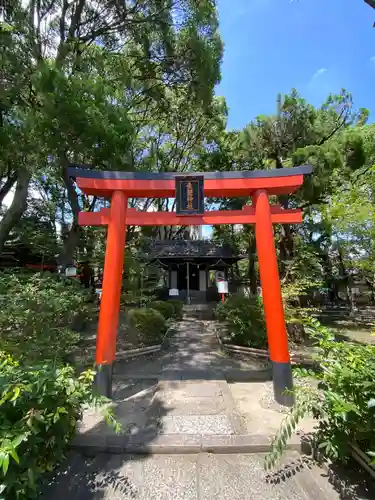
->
xmin=147 ymin=300 xmax=175 ymax=320
xmin=282 ymin=277 xmax=321 ymax=344
xmin=167 ymin=299 xmax=184 ymax=319
xmin=215 ymin=295 xmax=267 ymax=349
xmin=0 ymin=272 xmax=92 ymax=362
xmin=127 ymin=308 xmax=167 ymax=345
xmin=265 ymin=318 xmax=375 ymax=470
xmin=120 ymin=290 xmax=156 ymax=309
xmin=0 ymin=352 xmax=116 ymax=499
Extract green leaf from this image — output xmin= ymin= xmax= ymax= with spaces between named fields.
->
xmin=27 ymin=468 xmax=35 ymax=490
xmin=10 ymin=386 xmax=21 ymax=402
xmin=2 ymin=456 xmax=9 ymax=475
xmin=9 ymin=448 xmax=19 ymax=465
xmin=12 ymin=433 xmax=28 ymax=448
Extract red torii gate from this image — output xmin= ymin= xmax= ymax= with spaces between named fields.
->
xmin=69 ymin=165 xmax=312 ymax=407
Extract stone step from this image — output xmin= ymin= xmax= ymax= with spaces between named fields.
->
xmin=182 ymin=304 xmax=214 ymax=319
xmin=40 ymin=451 xmax=341 ymax=499
xmin=157 ymin=415 xmax=234 ymax=435
xmin=72 ymin=431 xmax=305 ymax=454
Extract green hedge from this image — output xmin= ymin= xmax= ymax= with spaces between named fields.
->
xmin=0 ymin=272 xmax=92 ymax=362
xmin=167 ymin=299 xmax=184 ymax=319
xmin=215 ymin=295 xmax=267 ymax=349
xmin=127 ymin=308 xmax=167 ymax=345
xmin=147 ymin=300 xmax=176 ymax=320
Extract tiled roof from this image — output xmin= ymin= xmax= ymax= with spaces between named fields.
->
xmin=143 ymin=239 xmax=240 ymax=259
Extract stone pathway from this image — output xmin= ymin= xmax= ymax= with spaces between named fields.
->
xmin=153 ymin=311 xmax=246 ymax=437
xmin=41 ymin=450 xmax=343 ymax=500
xmin=41 ymin=306 xmax=373 ymax=499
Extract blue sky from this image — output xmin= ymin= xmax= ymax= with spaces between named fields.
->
xmin=216 ymin=0 xmax=375 ymax=130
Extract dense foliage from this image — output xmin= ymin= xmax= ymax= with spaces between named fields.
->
xmin=211 ymin=91 xmax=375 ymax=309
xmin=0 ymin=353 xmax=115 ymax=499
xmin=127 ymin=308 xmax=167 ymax=345
xmin=0 ymin=272 xmax=93 ymax=362
xmin=215 ymin=295 xmax=267 ymax=349
xmin=0 ymin=0 xmax=223 ymax=266
xmin=265 ymin=319 xmax=375 ymax=470
xmin=0 ymin=272 xmax=114 ymax=498
xmin=167 ymin=299 xmax=184 ymax=319
xmin=0 ymin=272 xmax=92 ymax=362
xmin=147 ymin=300 xmax=177 ymax=320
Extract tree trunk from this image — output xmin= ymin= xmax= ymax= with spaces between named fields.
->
xmin=275 ymin=157 xmax=294 ymax=277
xmin=337 ymin=247 xmax=354 ymax=310
xmin=57 ymin=165 xmax=81 ymax=269
xmin=57 ymin=222 xmax=81 ymax=268
xmin=320 ymin=252 xmax=338 ymax=305
xmin=233 ymin=260 xmax=240 ymax=282
xmin=248 ymin=227 xmax=257 ymax=295
xmin=0 ymin=169 xmax=31 ymax=253
xmin=365 ymin=279 xmax=375 ymax=304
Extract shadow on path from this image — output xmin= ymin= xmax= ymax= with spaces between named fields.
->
xmin=39 ymin=383 xmax=169 ymax=499
xmin=39 ymin=313 xmax=374 ymax=499
xmin=323 ymin=460 xmax=375 ymax=500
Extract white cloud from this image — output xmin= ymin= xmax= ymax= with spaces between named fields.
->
xmin=311 ymin=67 xmax=328 ymax=80
xmin=307 ymin=68 xmax=328 ymax=90
xmin=370 ymin=56 xmax=375 ymax=63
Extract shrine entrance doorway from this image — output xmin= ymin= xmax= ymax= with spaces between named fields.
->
xmin=69 ymin=165 xmax=312 ymax=407
xmin=177 ymin=263 xmax=199 ymax=292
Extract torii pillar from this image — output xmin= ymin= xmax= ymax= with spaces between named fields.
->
xmin=95 ymin=191 xmax=128 ymax=396
xmin=70 ymin=165 xmax=312 ymax=406
xmin=254 ymin=189 xmax=293 ymax=406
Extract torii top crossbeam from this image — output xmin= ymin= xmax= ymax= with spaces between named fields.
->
xmin=69 ymin=164 xmax=312 ymax=407
xmin=69 ymin=164 xmax=311 ymax=199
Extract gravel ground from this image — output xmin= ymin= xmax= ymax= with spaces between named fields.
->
xmin=259 ymin=383 xmax=291 ymax=414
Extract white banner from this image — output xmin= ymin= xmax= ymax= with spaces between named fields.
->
xmin=217 ymin=281 xmax=228 ymax=294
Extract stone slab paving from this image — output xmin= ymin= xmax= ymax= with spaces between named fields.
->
xmin=113 ymin=354 xmax=163 ymax=379
xmin=197 ymin=452 xmax=335 ymax=500
xmin=76 ymin=379 xmax=160 ymax=439
xmin=158 ymin=381 xmax=224 ymax=398
xmin=76 ymin=315 xmax=254 ymax=443
xmin=153 ymin=317 xmax=245 ymax=436
xmin=157 ymin=391 xmax=227 ymax=416
xmin=40 ymin=451 xmax=345 ymax=500
xmin=158 ymin=415 xmax=234 ymax=435
xmin=74 ymin=313 xmax=318 ymax=448
xmin=229 ymin=381 xmax=317 ymax=436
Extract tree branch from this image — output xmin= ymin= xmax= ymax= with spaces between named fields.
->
xmin=318 ymin=107 xmax=348 ymax=146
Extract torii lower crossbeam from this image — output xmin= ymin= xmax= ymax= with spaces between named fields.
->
xmin=70 ymin=165 xmax=312 ymax=407
xmin=78 ymin=206 xmax=302 ymax=227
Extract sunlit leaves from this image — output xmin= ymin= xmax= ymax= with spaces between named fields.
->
xmin=265 ymin=319 xmax=375 ymax=470
xmin=0 ymin=352 xmax=117 ymax=499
